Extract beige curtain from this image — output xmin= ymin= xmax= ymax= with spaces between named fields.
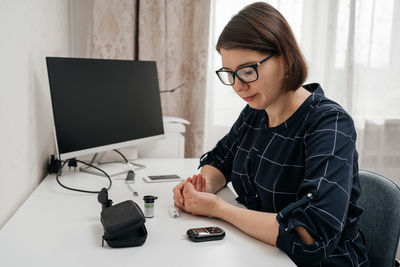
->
xmin=91 ymin=0 xmax=136 ymax=60
xmin=91 ymin=0 xmax=210 ymax=157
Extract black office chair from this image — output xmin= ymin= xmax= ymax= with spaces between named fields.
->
xmin=357 ymin=169 xmax=400 ymax=267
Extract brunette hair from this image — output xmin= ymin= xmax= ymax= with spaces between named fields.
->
xmin=216 ymin=2 xmax=307 ymax=91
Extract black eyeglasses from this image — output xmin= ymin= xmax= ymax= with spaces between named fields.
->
xmin=215 ymin=53 xmax=274 ymax=86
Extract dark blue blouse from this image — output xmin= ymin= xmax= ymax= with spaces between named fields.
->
xmin=199 ymin=84 xmax=369 ymax=266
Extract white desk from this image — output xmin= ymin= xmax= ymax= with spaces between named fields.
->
xmin=0 ymin=159 xmax=294 ymax=267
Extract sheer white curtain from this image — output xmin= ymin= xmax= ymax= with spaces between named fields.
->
xmin=205 ymin=0 xmax=400 ymax=184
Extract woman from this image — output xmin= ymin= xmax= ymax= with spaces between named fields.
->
xmin=173 ymin=2 xmax=368 ymax=266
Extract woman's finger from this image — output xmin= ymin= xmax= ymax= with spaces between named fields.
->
xmin=174 ymin=199 xmax=185 ymax=211
xmin=201 ymin=174 xmax=206 ymax=192
xmin=192 ymin=174 xmax=198 ymax=186
xmin=195 ymin=174 xmax=202 ymax=191
xmin=172 ymin=180 xmax=185 ymax=204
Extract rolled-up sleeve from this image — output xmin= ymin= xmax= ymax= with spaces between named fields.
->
xmin=276 ymin=111 xmax=357 ymax=265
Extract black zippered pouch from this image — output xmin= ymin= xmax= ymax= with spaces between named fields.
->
xmin=100 ymin=200 xmax=147 ymax=248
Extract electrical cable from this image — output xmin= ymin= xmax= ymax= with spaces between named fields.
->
xmin=113 ymin=149 xmax=146 ymax=171
xmin=159 ymin=82 xmax=186 ymax=93
xmin=113 ymin=149 xmax=129 ymax=163
xmin=55 ymin=159 xmax=112 ymax=194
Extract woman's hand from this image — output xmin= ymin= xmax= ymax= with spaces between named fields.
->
xmin=173 ymin=179 xmax=186 ymax=210
xmin=173 ymin=173 xmax=280 ymax=246
xmin=172 ymin=174 xmax=206 ymax=210
xmin=191 ymin=174 xmax=206 ymax=192
xmin=181 ymin=182 xmax=221 ymax=217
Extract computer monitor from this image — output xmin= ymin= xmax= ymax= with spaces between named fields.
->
xmin=46 ymin=57 xmax=164 ymax=175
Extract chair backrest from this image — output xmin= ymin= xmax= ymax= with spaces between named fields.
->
xmin=357 ymin=169 xmax=400 ymax=267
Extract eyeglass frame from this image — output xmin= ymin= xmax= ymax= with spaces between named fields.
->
xmin=215 ymin=53 xmax=275 ymax=86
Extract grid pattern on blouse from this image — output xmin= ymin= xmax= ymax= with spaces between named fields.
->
xmin=199 ymin=84 xmax=368 ymax=266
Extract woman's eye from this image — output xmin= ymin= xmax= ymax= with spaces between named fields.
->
xmin=241 ymin=68 xmax=254 ymax=77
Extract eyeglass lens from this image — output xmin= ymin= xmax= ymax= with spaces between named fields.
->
xmin=218 ymin=66 xmax=258 ymax=85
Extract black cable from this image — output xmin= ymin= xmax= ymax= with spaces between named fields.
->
xmin=113 ymin=149 xmax=129 ymax=163
xmin=55 ymin=159 xmax=112 ymax=194
xmin=159 ymin=82 xmax=186 ymax=93
xmin=113 ymin=149 xmax=146 ymax=171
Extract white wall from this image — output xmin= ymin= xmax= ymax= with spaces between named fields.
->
xmin=0 ymin=0 xmax=71 ymax=228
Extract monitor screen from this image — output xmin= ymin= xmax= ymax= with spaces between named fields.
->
xmin=46 ymin=57 xmax=164 ymax=160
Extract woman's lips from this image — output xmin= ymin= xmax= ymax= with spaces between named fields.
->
xmin=242 ymin=94 xmax=256 ymax=102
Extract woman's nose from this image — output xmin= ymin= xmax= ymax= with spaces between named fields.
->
xmin=232 ymin=79 xmax=249 ymax=92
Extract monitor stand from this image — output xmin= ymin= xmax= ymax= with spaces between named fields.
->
xmin=79 ymin=152 xmax=146 ymax=177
